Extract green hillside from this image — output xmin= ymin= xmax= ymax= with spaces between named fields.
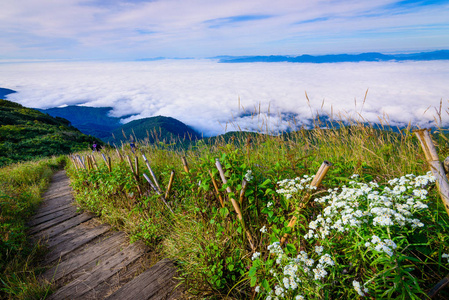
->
xmin=0 ymin=99 xmax=94 ymax=166
xmin=106 ymin=115 xmax=201 ymax=146
xmin=40 ymin=106 xmax=124 ymax=139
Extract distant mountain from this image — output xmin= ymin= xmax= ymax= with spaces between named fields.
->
xmin=106 ymin=116 xmax=201 ymax=146
xmin=0 ymin=88 xmax=16 ymax=99
xmin=0 ymin=99 xmax=94 ymax=166
xmin=40 ymin=106 xmax=128 ymax=139
xmin=218 ymin=50 xmax=449 ymax=63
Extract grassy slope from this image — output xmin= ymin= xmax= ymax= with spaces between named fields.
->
xmin=67 ymin=121 xmax=449 ymax=299
xmin=0 ymin=99 xmax=94 ymax=166
xmin=0 ymin=157 xmax=66 ymax=299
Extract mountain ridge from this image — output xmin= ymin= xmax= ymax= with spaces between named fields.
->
xmin=217 ymin=50 xmax=449 ymax=63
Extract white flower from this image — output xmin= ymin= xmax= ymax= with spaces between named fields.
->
xmin=260 ymin=226 xmax=267 ymax=233
xmin=353 ymin=280 xmax=365 ymax=296
xmin=274 ymin=285 xmax=284 ymax=296
xmin=252 ymin=252 xmax=261 ymax=260
xmin=267 ymin=201 xmax=273 ymax=208
xmin=244 ymin=170 xmax=254 ymax=182
xmin=315 ymin=245 xmax=324 ymax=254
xmin=295 ymin=296 xmax=304 ymax=300
xmin=283 ymin=277 xmax=290 ymax=289
xmin=255 ymin=285 xmax=260 ymax=293
xmin=442 ymin=253 xmax=449 ymax=262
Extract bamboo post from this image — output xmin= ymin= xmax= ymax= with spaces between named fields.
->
xmin=115 ymin=146 xmax=123 ymax=162
xmin=239 ymin=179 xmax=248 ymax=205
xmin=208 ymin=169 xmax=225 ymax=208
xmin=101 ymin=153 xmax=112 ymax=172
xmin=181 ymin=156 xmax=189 ymax=173
xmin=77 ymin=155 xmax=86 ymax=169
xmin=70 ymin=156 xmax=78 ymax=170
xmin=142 ymin=154 xmax=161 ymax=192
xmin=126 ymin=155 xmax=135 ymax=175
xmin=107 ymin=156 xmax=112 ymax=172
xmin=427 ymin=273 xmax=449 ymax=298
xmin=280 ymin=160 xmax=332 ymax=245
xmin=134 ymin=156 xmax=139 ymax=178
xmin=215 ymin=158 xmax=255 ymax=251
xmin=126 ymin=155 xmax=142 ymax=195
xmin=414 ymin=129 xmax=449 ymax=216
xmin=85 ymin=156 xmax=90 ymax=170
xmin=165 ymin=170 xmax=175 ymax=199
xmin=143 ymin=173 xmax=174 ymax=214
xmin=91 ymin=155 xmax=99 ymax=169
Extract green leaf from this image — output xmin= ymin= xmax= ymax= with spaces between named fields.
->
xmin=259 ymin=179 xmax=271 ymax=187
xmin=262 ymin=279 xmax=269 ymax=290
xmin=228 ymin=264 xmax=234 ymax=271
xmin=249 ymin=266 xmax=257 ymax=277
xmin=219 ymin=207 xmax=229 ymax=218
xmin=250 ymin=276 xmax=257 ymax=287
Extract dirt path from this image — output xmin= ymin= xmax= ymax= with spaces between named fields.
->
xmin=28 ymin=170 xmax=182 ymax=300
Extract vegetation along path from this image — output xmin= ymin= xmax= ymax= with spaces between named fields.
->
xmin=28 ymin=170 xmax=182 ymax=299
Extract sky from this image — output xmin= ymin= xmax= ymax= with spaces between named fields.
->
xmin=1 ymin=60 xmax=448 ymax=136
xmin=1 ymin=1 xmax=448 ymax=136
xmin=1 ymin=0 xmax=449 ymax=59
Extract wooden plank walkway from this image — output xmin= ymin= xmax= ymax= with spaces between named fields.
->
xmin=28 ymin=170 xmax=182 ymax=300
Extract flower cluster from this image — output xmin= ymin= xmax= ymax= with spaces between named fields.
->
xmin=245 ymin=170 xmax=254 ymax=182
xmin=442 ymin=253 xmax=449 ymax=263
xmin=353 ymin=280 xmax=369 ymax=296
xmin=276 ymin=175 xmax=315 ymax=199
xmin=304 ymin=172 xmax=435 ymax=242
xmin=257 ymin=242 xmax=335 ymax=299
xmin=253 ymin=172 xmax=436 ymax=299
xmin=365 ymin=235 xmax=397 ymax=256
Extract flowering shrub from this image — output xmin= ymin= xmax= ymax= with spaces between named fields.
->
xmin=250 ymin=172 xmax=445 ymax=299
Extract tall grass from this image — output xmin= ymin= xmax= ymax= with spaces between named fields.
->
xmin=0 ymin=156 xmax=65 ymax=299
xmin=67 ymin=114 xmax=449 ymax=299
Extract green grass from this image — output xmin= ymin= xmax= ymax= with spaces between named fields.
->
xmin=0 ymin=99 xmax=94 ymax=167
xmin=0 ymin=156 xmax=65 ymax=299
xmin=66 ymin=117 xmax=449 ymax=299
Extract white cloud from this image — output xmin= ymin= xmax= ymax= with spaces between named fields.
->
xmin=1 ymin=59 xmax=448 ymax=136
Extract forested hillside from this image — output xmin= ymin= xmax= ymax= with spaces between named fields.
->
xmin=0 ymin=99 xmax=94 ymax=166
xmin=106 ymin=115 xmax=201 ymax=146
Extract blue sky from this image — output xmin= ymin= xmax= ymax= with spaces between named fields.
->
xmin=1 ymin=0 xmax=448 ymax=59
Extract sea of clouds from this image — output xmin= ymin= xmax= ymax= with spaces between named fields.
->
xmin=1 ymin=59 xmax=448 ymax=136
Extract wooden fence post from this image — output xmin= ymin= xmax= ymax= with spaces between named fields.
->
xmin=215 ymin=158 xmax=255 ymax=251
xmin=280 ymin=160 xmax=332 ymax=245
xmin=143 ymin=173 xmax=174 ymax=214
xmin=414 ymin=129 xmax=449 ymax=216
xmin=208 ymin=170 xmax=225 ymax=208
xmin=165 ymin=170 xmax=175 ymax=199
xmin=181 ymin=156 xmax=189 ymax=173
xmin=142 ymin=154 xmax=161 ymax=193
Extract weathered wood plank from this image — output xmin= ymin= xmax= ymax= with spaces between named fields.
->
xmin=43 ymin=191 xmax=73 ymax=201
xmin=45 ymin=218 xmax=104 ymax=248
xmin=43 ymin=223 xmax=111 ymax=264
xmin=34 ymin=194 xmax=74 ymax=216
xmin=32 ymin=203 xmax=74 ymax=220
xmin=43 ymin=231 xmax=127 ymax=284
xmin=48 ymin=241 xmax=146 ymax=300
xmin=27 ymin=205 xmax=77 ymax=227
xmin=28 ymin=209 xmax=79 ymax=235
xmin=105 ymin=258 xmax=182 ymax=300
xmin=32 ymin=212 xmax=94 ymax=240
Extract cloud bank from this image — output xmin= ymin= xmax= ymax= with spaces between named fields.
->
xmin=1 ymin=59 xmax=448 ymax=136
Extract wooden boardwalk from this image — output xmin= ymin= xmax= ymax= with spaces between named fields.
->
xmin=28 ymin=170 xmax=182 ymax=300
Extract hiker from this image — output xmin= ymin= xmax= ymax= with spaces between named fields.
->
xmin=92 ymin=141 xmax=101 ymax=152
